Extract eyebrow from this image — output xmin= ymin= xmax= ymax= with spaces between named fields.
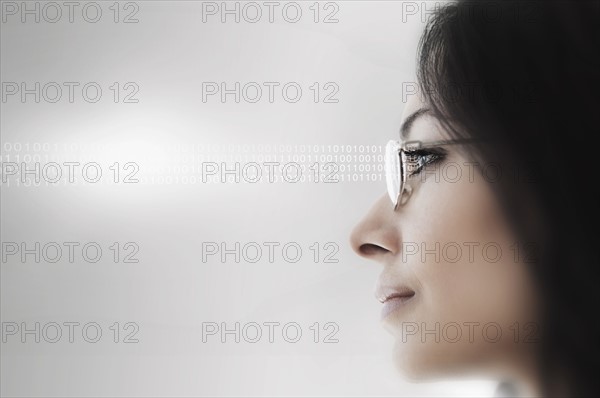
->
xmin=400 ymin=108 xmax=430 ymax=139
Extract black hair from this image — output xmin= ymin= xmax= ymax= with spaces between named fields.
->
xmin=417 ymin=1 xmax=600 ymax=396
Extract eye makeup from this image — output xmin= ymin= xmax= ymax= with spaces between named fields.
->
xmin=404 ymin=147 xmax=448 ymax=177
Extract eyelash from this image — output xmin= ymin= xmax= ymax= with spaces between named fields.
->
xmin=404 ymin=149 xmax=446 ymax=176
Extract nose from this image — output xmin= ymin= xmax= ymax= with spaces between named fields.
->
xmin=350 ymin=194 xmax=402 ymax=262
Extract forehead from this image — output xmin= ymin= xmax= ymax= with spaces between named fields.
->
xmin=399 ymin=92 xmax=448 ymax=142
xmin=401 ymin=91 xmax=428 ymax=123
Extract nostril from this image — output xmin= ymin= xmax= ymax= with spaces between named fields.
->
xmin=359 ymin=243 xmax=387 ymax=256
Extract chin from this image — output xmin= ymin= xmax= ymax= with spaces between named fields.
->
xmin=392 ymin=340 xmax=437 ymax=381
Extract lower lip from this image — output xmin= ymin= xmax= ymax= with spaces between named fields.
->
xmin=381 ymin=295 xmax=415 ymax=320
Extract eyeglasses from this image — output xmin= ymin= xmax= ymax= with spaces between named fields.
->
xmin=385 ymin=138 xmax=479 ymax=209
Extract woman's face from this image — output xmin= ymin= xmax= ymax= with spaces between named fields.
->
xmin=350 ymin=94 xmax=540 ymax=381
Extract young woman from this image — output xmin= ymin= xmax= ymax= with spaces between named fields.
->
xmin=350 ymin=1 xmax=599 ymax=396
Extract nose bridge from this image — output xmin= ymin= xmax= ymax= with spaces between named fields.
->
xmin=350 ymin=194 xmax=401 ymax=259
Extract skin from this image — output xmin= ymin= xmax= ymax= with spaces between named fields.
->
xmin=350 ymin=93 xmax=542 ymax=395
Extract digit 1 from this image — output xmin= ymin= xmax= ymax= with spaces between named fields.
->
xmin=309 ymin=82 xmax=319 ymax=103
xmin=109 ymin=2 xmax=120 ymax=23
xmin=309 ymin=162 xmax=319 ymax=182
xmin=509 ymin=322 xmax=519 ymax=343
xmin=309 ymin=322 xmax=319 ymax=343
xmin=509 ymin=241 xmax=519 ymax=263
xmin=109 ymin=82 xmax=119 ymax=102
xmin=109 ymin=322 xmax=119 ymax=343
xmin=109 ymin=162 xmax=119 ymax=182
xmin=309 ymin=2 xmax=319 ymax=23
xmin=109 ymin=242 xmax=119 ymax=262
xmin=309 ymin=242 xmax=319 ymax=263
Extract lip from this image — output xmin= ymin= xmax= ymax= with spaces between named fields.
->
xmin=376 ymin=286 xmax=416 ymax=320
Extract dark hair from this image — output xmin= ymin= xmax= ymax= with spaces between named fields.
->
xmin=417 ymin=1 xmax=600 ymax=396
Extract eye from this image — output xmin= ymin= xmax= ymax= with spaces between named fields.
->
xmin=404 ymin=149 xmax=446 ymax=176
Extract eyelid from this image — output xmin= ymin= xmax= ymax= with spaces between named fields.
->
xmin=404 ymin=147 xmax=448 ymax=157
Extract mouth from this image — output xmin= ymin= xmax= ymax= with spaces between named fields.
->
xmin=378 ymin=289 xmax=416 ymax=320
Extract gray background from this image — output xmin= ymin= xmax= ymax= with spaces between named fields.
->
xmin=1 ymin=1 xmax=496 ymax=396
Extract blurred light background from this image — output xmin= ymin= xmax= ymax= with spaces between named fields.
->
xmin=1 ymin=1 xmax=497 ymax=396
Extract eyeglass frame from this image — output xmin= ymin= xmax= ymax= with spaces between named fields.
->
xmin=385 ymin=138 xmax=480 ymax=210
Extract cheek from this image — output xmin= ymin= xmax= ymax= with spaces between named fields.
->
xmin=400 ymin=165 xmax=539 ymax=369
xmin=416 ymin=162 xmax=505 ymax=241
xmin=425 ymin=173 xmax=535 ymax=317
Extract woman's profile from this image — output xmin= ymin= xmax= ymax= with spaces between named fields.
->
xmin=350 ymin=1 xmax=599 ymax=396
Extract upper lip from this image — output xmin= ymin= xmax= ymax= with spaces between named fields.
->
xmin=375 ymin=284 xmax=416 ymax=303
